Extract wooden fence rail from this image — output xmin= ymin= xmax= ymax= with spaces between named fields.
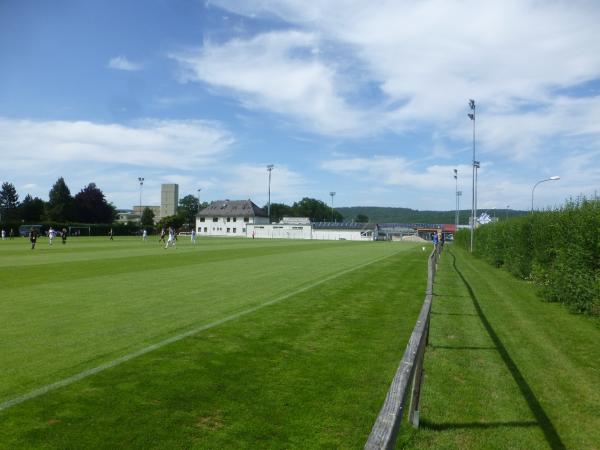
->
xmin=364 ymin=244 xmax=441 ymax=450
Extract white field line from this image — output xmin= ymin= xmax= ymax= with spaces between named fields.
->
xmin=0 ymin=252 xmax=398 ymax=412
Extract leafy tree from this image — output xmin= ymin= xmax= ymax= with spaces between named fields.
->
xmin=355 ymin=214 xmax=369 ymax=223
xmin=177 ymin=194 xmax=201 ymax=228
xmin=156 ymin=214 xmax=185 ymax=230
xmin=141 ymin=207 xmax=155 ymax=227
xmin=291 ymin=197 xmax=343 ymax=222
xmin=19 ymin=194 xmax=45 ymax=222
xmin=73 ymin=183 xmax=116 ymax=223
xmin=0 ymin=182 xmax=20 ymax=221
xmin=265 ymin=202 xmax=293 ymax=223
xmin=46 ymin=177 xmax=74 ymax=221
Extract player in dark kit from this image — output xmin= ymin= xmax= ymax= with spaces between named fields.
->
xmin=29 ymin=228 xmax=38 ymax=250
xmin=159 ymin=228 xmax=166 ymax=244
xmin=61 ymin=228 xmax=67 ymax=244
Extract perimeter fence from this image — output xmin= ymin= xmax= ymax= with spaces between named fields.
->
xmin=365 ymin=243 xmax=441 ymax=449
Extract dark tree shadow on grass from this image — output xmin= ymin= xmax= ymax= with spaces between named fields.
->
xmin=443 ymin=250 xmax=566 ymax=450
xmin=421 ymin=419 xmax=538 ymax=431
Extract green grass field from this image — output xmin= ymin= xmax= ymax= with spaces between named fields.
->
xmin=0 ymin=236 xmax=429 ymax=448
xmin=400 ymin=246 xmax=600 ymax=450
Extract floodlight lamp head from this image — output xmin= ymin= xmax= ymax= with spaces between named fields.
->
xmin=550 ymin=176 xmax=560 ymax=180
xmin=267 ymin=164 xmax=274 ymax=171
xmin=469 ymin=99 xmax=475 ymax=109
xmin=468 ymin=113 xmax=475 ymax=120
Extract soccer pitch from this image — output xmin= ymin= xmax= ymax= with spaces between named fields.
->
xmin=0 ymin=236 xmax=428 ymax=447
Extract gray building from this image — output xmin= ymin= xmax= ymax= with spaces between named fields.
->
xmin=161 ymin=184 xmax=179 ymax=218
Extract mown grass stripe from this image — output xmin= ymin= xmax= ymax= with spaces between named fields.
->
xmin=0 ymin=251 xmax=397 ymax=413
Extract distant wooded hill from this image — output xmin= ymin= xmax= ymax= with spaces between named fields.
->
xmin=336 ymin=207 xmax=526 ymax=224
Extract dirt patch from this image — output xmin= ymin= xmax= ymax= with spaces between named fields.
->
xmin=196 ymin=412 xmax=224 ymax=430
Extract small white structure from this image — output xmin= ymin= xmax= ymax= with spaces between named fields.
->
xmin=311 ymin=222 xmax=375 ymax=241
xmin=246 ymin=223 xmax=313 ymax=239
xmin=196 ymin=199 xmax=269 ymax=237
xmin=247 ymin=221 xmax=375 ymax=241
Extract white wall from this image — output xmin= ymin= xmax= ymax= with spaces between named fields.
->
xmin=196 ymin=215 xmax=265 ymax=237
xmin=246 ymin=224 xmax=312 ymax=239
xmin=312 ymin=229 xmax=373 ymax=241
xmin=246 ymin=224 xmax=373 ymax=241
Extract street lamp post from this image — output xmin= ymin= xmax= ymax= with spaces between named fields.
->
xmin=468 ymin=99 xmax=476 ymax=252
xmin=267 ymin=164 xmax=274 ymax=223
xmin=330 ymin=192 xmax=336 ymax=222
xmin=505 ymin=204 xmax=510 ymax=220
xmin=138 ymin=177 xmax=144 ymax=226
xmin=531 ymin=176 xmax=560 ymax=212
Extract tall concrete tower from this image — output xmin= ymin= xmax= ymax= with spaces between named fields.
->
xmin=161 ymin=183 xmax=179 ymax=218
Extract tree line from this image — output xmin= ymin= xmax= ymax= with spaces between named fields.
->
xmin=0 ymin=178 xmax=208 ymax=233
xmin=0 ymin=178 xmax=116 ymax=224
xmin=266 ymin=198 xmax=345 ymax=223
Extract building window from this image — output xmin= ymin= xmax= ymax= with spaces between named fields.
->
xmin=233 ymin=228 xmax=237 ymax=233
xmin=213 ymin=217 xmax=218 ymax=222
xmin=227 ymin=217 xmax=231 ymax=222
xmin=233 ymin=217 xmax=237 ymax=222
xmin=204 ymin=227 xmax=207 ymax=232
xmin=244 ymin=217 xmax=249 ymax=222
xmin=200 ymin=217 xmax=205 ymax=222
xmin=227 ymin=228 xmax=230 ymax=233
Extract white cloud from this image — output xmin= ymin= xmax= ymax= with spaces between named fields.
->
xmin=107 ymin=56 xmax=143 ymax=71
xmin=0 ymin=118 xmax=233 ymax=170
xmin=201 ymin=1 xmax=600 ymax=152
xmin=215 ymin=163 xmax=310 ymax=204
xmin=322 ymin=156 xmax=473 ymax=190
xmin=0 ymin=118 xmax=235 ymax=207
xmin=170 ymin=31 xmax=370 ymax=136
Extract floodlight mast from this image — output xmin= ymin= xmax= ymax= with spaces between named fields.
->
xmin=138 ymin=177 xmax=144 ymax=227
xmin=330 ymin=192 xmax=336 ymax=222
xmin=454 ymin=169 xmax=458 ymax=229
xmin=196 ymin=188 xmax=202 ymax=230
xmin=267 ymin=165 xmax=274 ymax=223
xmin=468 ymin=99 xmax=476 ymax=252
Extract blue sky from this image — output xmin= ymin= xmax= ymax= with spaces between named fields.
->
xmin=1 ymin=0 xmax=599 ymax=212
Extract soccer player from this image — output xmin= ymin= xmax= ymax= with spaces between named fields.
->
xmin=159 ymin=228 xmax=166 ymax=244
xmin=48 ymin=227 xmax=55 ymax=246
xmin=165 ymin=226 xmax=176 ymax=249
xmin=1 ymin=229 xmax=5 ymax=240
xmin=108 ymin=228 xmax=114 ymax=240
xmin=142 ymin=229 xmax=148 ymax=242
xmin=61 ymin=228 xmax=67 ymax=245
xmin=191 ymin=229 xmax=197 ymax=244
xmin=29 ymin=228 xmax=38 ymax=249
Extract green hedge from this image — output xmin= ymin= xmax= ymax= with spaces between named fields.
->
xmin=455 ymin=198 xmax=600 ymax=316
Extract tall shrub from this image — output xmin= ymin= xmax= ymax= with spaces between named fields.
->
xmin=455 ymin=197 xmax=599 ymax=316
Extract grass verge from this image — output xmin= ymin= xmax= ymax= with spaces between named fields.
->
xmin=400 ymin=246 xmax=600 ymax=449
